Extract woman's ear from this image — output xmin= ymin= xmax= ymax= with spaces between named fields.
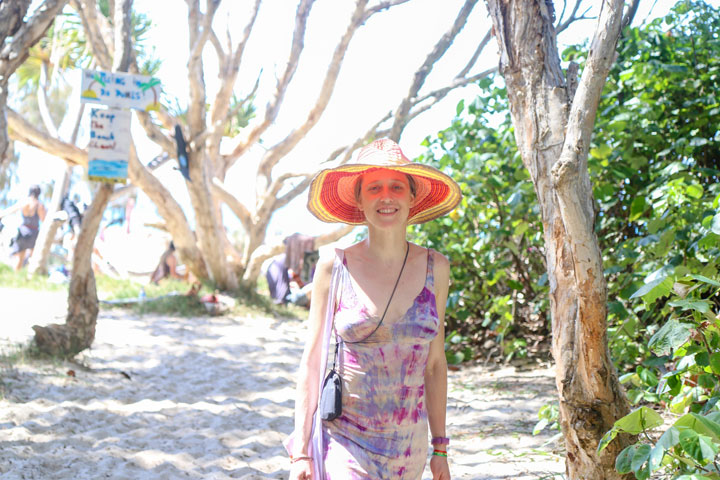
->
xmin=409 ymin=192 xmax=418 ymax=208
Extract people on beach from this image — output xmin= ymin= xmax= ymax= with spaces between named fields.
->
xmin=266 ymin=253 xmax=313 ymax=308
xmin=150 ymin=241 xmax=187 ymax=284
xmin=0 ymin=185 xmax=47 ymax=271
xmin=288 ymin=139 xmax=461 ymax=479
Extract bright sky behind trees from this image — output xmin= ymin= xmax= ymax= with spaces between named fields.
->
xmin=7 ymin=0 xmax=718 ymax=241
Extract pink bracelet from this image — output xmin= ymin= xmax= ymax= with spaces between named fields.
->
xmin=431 ymin=436 xmax=450 ymax=446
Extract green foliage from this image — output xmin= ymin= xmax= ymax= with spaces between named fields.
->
xmin=533 ymin=402 xmax=560 ymax=436
xmin=599 ymin=7 xmax=720 ymax=473
xmin=413 ymin=0 xmax=720 ymax=371
xmin=411 ymin=76 xmax=548 ymax=363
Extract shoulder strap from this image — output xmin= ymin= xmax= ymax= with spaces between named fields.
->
xmin=311 ymin=249 xmax=343 ymax=480
xmin=426 ymin=248 xmax=435 ymax=289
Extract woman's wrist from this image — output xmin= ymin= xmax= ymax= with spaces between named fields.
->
xmin=431 ymin=435 xmax=450 ymax=446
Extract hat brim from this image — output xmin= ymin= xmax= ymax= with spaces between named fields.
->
xmin=307 ymin=163 xmax=462 ymax=225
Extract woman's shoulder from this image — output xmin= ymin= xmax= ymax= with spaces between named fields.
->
xmin=412 ymin=243 xmax=449 ymax=267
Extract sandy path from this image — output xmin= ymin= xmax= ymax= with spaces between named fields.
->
xmin=0 ymin=288 xmax=564 ymax=479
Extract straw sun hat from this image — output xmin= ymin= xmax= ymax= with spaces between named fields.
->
xmin=307 ymin=138 xmax=462 ymax=225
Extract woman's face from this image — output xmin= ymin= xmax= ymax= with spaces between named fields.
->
xmin=357 ymin=169 xmax=415 ymax=227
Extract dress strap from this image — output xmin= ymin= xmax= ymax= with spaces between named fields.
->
xmin=334 ymin=248 xmax=347 ymax=313
xmin=425 ymin=248 xmax=434 ymax=289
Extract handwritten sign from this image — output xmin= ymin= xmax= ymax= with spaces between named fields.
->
xmin=81 ymin=69 xmax=161 ymax=111
xmin=87 ymin=108 xmax=131 ymax=183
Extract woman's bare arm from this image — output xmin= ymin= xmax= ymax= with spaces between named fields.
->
xmin=425 ymin=251 xmax=450 ymax=448
xmin=292 ymin=254 xmax=334 ymax=456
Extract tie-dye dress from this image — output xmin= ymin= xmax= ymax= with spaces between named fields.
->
xmin=322 ymin=248 xmax=439 ymax=479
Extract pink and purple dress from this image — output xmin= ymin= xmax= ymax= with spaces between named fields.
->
xmin=322 ymin=248 xmax=439 ymax=479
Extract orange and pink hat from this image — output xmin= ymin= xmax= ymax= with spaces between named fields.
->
xmin=307 ymin=138 xmax=461 ymax=225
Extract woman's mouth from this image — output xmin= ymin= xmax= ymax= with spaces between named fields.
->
xmin=377 ymin=207 xmax=398 ymax=215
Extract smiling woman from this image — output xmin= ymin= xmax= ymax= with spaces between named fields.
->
xmin=287 ymin=139 xmax=461 ymax=480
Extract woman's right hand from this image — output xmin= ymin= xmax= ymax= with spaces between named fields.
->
xmin=289 ymin=458 xmax=313 ymax=479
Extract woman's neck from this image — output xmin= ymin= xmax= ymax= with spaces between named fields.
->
xmin=364 ymin=226 xmax=408 ymax=262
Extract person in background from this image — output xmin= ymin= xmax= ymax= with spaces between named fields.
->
xmin=265 ymin=253 xmax=313 ymax=308
xmin=61 ymin=194 xmax=83 ymax=235
xmin=266 ymin=253 xmax=291 ymax=304
xmin=0 ymin=185 xmax=46 ymax=271
xmin=150 ymin=241 xmax=187 ymax=284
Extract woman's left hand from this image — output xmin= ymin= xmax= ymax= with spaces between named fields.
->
xmin=430 ymin=455 xmax=450 ymax=479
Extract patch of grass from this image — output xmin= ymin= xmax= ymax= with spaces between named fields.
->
xmin=0 ymin=263 xmax=66 ymax=291
xmin=0 ymin=263 xmax=306 ymax=319
xmin=97 ymin=274 xmax=306 ymax=319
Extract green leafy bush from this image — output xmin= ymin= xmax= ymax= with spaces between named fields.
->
xmin=415 ymin=0 xmax=720 ymax=368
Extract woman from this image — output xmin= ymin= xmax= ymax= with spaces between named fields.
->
xmin=0 ymin=185 xmax=46 ymax=271
xmin=288 ymin=139 xmax=461 ymax=479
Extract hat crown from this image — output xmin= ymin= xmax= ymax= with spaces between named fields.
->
xmin=356 ymin=138 xmax=409 ymax=166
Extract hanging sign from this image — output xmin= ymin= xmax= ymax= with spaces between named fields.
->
xmin=87 ymin=108 xmax=131 ymax=183
xmin=80 ymin=69 xmax=161 ymax=111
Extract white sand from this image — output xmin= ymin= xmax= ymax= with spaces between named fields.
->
xmin=0 ymin=288 xmax=564 ymax=479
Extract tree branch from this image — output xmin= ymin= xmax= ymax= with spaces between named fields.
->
xmin=186 ymin=0 xmax=209 ymax=133
xmin=256 ymin=0 xmax=375 ymax=185
xmin=206 ymin=0 xmax=261 ymax=174
xmin=456 ymin=29 xmax=491 ymax=78
xmin=112 ymin=0 xmax=133 ymax=71
xmin=225 ymin=0 xmax=316 ymax=161
xmin=188 ymin=0 xmax=221 ymax=63
xmin=71 ymin=0 xmax=112 ymax=69
xmin=7 ymin=108 xmax=86 ymax=166
xmin=209 ymin=29 xmax=226 ymax=65
xmin=556 ymin=0 xmax=595 ymax=34
xmin=388 ymin=0 xmax=478 ymax=140
xmin=362 ymin=0 xmax=412 ymax=20
xmin=210 ymin=177 xmax=252 ymax=232
xmin=37 ymin=61 xmax=59 ymax=137
xmin=134 ymin=110 xmax=176 ymax=153
xmin=552 ymin=0 xmax=625 ymax=286
xmin=0 ymin=0 xmax=68 ymax=76
xmin=622 ymin=0 xmax=641 ymax=29
xmin=313 ymin=224 xmax=355 ymax=248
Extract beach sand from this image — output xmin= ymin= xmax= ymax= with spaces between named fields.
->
xmin=0 ymin=288 xmax=564 ymax=479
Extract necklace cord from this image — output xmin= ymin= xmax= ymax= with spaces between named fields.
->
xmin=331 ymin=241 xmax=410 ymax=368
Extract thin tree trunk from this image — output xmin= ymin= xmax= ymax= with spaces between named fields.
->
xmin=33 ymin=182 xmax=113 ymax=356
xmin=484 ymin=1 xmax=631 ymax=478
xmin=33 ymin=0 xmax=133 ymax=357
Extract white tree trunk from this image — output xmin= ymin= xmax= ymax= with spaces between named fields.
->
xmin=485 ymin=1 xmax=631 ymax=478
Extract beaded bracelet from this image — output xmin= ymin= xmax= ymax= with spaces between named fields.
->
xmin=432 ymin=450 xmax=448 ymax=458
xmin=290 ymin=455 xmax=312 ymax=464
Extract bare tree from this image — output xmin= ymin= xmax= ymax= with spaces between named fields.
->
xmin=6 ymin=0 xmax=593 ymax=295
xmin=8 ymin=0 xmax=511 ymax=290
xmin=484 ymin=0 xmax=636 ymax=478
xmin=0 ymin=0 xmax=69 ymax=162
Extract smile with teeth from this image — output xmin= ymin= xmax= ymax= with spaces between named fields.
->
xmin=378 ymin=207 xmax=398 ymax=214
